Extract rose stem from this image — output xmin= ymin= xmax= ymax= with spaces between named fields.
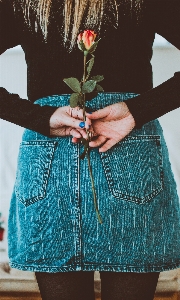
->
xmin=87 ymin=152 xmax=103 ymax=224
xmin=83 ymin=53 xmax=102 ymax=224
xmin=83 ymin=55 xmax=86 ymax=121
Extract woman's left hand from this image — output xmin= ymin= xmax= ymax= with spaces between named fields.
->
xmin=85 ymin=102 xmax=135 ymax=152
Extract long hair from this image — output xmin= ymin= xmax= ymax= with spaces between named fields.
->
xmin=24 ymin=0 xmax=142 ymax=49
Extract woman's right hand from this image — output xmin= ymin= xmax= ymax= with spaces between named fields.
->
xmin=49 ymin=106 xmax=91 ymax=138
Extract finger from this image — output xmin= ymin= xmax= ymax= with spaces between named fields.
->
xmin=70 ymin=107 xmax=92 ymax=128
xmin=51 ymin=106 xmax=91 ymax=130
xmin=89 ymin=135 xmax=107 ymax=148
xmin=86 ymin=106 xmax=111 ymax=120
xmin=70 ymin=106 xmax=84 ymax=119
xmin=99 ymin=139 xmax=117 ymax=152
xmin=72 ymin=137 xmax=81 ymax=143
xmin=78 ymin=128 xmax=88 ymax=139
xmin=69 ymin=128 xmax=82 ymax=138
xmin=85 ymin=116 xmax=92 ymax=128
xmin=50 ymin=107 xmax=84 ymax=130
xmin=63 ymin=115 xmax=89 ymax=130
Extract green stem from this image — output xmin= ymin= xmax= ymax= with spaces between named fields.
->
xmin=83 ymin=55 xmax=86 ymax=82
xmin=83 ymin=54 xmax=102 ymax=224
xmin=87 ymin=150 xmax=103 ymax=224
xmin=83 ymin=55 xmax=86 ymax=121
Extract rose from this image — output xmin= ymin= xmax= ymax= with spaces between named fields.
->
xmin=77 ymin=30 xmax=97 ymax=50
xmin=64 ymin=29 xmax=103 ymax=223
xmin=77 ymin=30 xmax=97 ymax=52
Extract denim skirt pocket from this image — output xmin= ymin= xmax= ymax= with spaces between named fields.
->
xmin=15 ymin=140 xmax=57 ymax=207
xmin=100 ymin=135 xmax=164 ymax=204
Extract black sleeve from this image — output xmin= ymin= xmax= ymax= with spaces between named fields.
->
xmin=0 ymin=0 xmax=22 ymax=54
xmin=0 ymin=0 xmax=57 ymax=136
xmin=126 ymin=0 xmax=180 ymax=127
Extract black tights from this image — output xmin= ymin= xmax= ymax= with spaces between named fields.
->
xmin=35 ymin=271 xmax=160 ymax=300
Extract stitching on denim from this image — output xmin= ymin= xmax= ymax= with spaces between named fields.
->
xmin=9 ymin=261 xmax=180 ymax=273
xmin=100 ymin=135 xmax=164 ymax=204
xmin=15 ymin=141 xmax=57 ymax=207
xmin=73 ymin=142 xmax=82 ymax=269
xmin=34 ymin=93 xmax=138 ymax=110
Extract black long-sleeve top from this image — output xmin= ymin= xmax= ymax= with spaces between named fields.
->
xmin=0 ymin=0 xmax=180 ymax=136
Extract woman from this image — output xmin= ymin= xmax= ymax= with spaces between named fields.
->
xmin=0 ymin=0 xmax=180 ymax=299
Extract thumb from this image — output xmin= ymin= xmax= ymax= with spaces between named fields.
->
xmin=86 ymin=106 xmax=110 ymax=120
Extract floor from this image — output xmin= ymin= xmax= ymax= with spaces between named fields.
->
xmin=0 ymin=292 xmax=179 ymax=300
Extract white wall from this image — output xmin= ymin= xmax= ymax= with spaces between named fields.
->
xmin=0 ymin=41 xmax=180 ymax=246
xmin=151 ymin=47 xmax=180 ymax=195
xmin=0 ymin=49 xmax=26 ymax=232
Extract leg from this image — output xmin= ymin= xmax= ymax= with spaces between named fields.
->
xmin=100 ymin=271 xmax=160 ymax=300
xmin=35 ymin=271 xmax=95 ymax=300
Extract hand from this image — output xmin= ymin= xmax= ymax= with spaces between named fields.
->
xmin=86 ymin=102 xmax=135 ymax=152
xmin=50 ymin=106 xmax=91 ymax=138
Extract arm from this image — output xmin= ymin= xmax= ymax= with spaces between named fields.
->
xmin=126 ymin=0 xmax=180 ymax=127
xmin=0 ymin=88 xmax=91 ymax=137
xmin=0 ymin=88 xmax=58 ymax=136
xmin=0 ymin=0 xmax=58 ymax=136
xmin=86 ymin=1 xmax=180 ymax=152
xmin=0 ymin=0 xmax=91 ymax=137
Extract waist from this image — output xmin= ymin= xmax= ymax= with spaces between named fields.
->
xmin=34 ymin=92 xmax=138 ymax=110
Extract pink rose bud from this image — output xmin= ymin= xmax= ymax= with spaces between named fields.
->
xmin=77 ymin=30 xmax=97 ymax=51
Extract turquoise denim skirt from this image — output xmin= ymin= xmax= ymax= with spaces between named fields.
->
xmin=8 ymin=93 xmax=180 ymax=273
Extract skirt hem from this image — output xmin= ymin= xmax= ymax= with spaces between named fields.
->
xmin=9 ymin=261 xmax=180 ymax=273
